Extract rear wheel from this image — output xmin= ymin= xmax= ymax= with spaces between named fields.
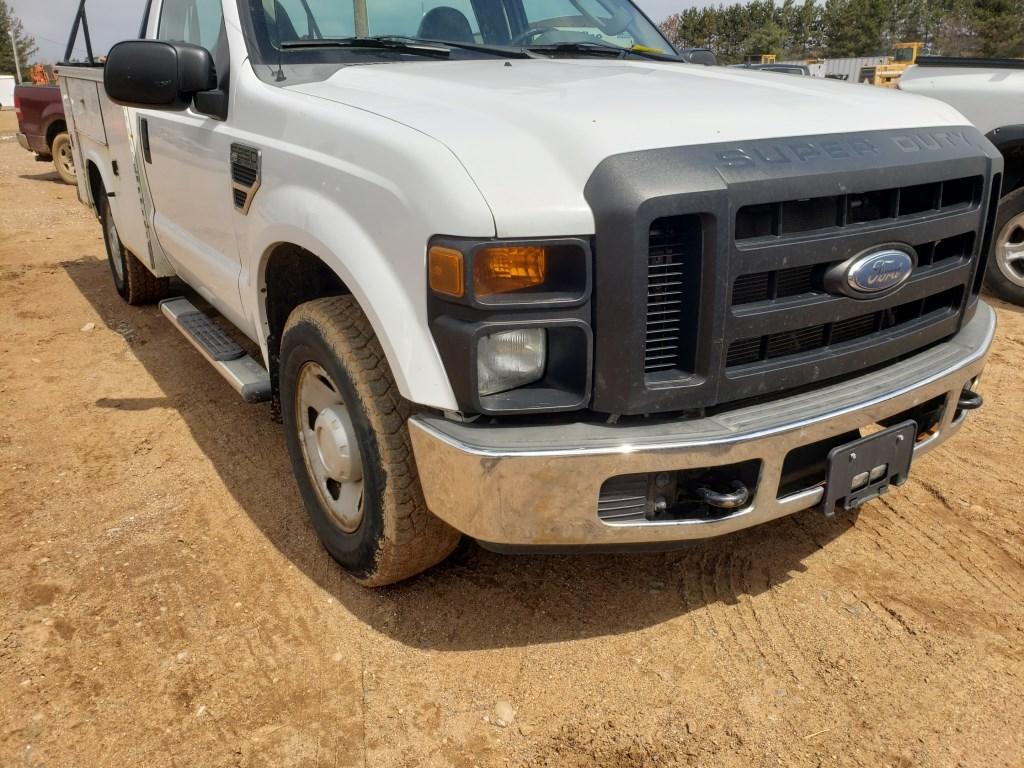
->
xmin=985 ymin=187 xmax=1024 ymax=305
xmin=280 ymin=296 xmax=460 ymax=586
xmin=99 ymin=194 xmax=169 ymax=305
xmin=50 ymin=132 xmax=76 ymax=185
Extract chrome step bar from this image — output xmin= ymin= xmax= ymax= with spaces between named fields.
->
xmin=159 ymin=297 xmax=271 ymax=403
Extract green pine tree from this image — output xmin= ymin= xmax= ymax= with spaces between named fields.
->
xmin=971 ymin=0 xmax=1024 ymax=58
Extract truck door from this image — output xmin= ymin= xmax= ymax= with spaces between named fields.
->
xmin=137 ymin=0 xmax=246 ymax=328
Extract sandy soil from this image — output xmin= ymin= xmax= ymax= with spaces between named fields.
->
xmin=2 ymin=113 xmax=1024 ymax=768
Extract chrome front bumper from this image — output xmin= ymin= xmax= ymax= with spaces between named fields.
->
xmin=409 ymin=303 xmax=996 ymax=548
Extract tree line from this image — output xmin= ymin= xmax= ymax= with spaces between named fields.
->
xmin=659 ymin=0 xmax=1024 ymax=64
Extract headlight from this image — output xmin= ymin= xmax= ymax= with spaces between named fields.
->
xmin=426 ymin=236 xmax=592 ymax=414
xmin=428 ymin=239 xmax=589 ymax=306
xmin=473 ymin=246 xmax=546 ymax=296
xmin=477 ymin=329 xmax=546 ymax=396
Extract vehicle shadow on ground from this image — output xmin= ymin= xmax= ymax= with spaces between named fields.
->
xmin=64 ymin=255 xmax=861 ymax=651
xmin=989 ymin=296 xmax=1023 ymax=315
xmin=19 ymin=171 xmax=65 ymax=184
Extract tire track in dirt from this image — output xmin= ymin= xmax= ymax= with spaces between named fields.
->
xmin=792 ymin=511 xmax=955 ymax=676
xmin=729 ymin=546 xmax=830 ymax=701
xmin=914 ymin=476 xmax=1024 ymax=574
xmin=876 ymin=494 xmax=1024 ymax=605
xmin=853 ymin=497 xmax=1005 ymax=611
xmin=843 ymin=497 xmax=1019 ymax=664
xmin=680 ymin=550 xmax=763 ymax=725
xmin=722 ymin=551 xmax=780 ymax=675
xmin=787 ymin=514 xmax=922 ymax=686
xmin=685 ymin=539 xmax=836 ymax=741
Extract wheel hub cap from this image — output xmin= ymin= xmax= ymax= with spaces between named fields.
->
xmin=59 ymin=143 xmax=74 ymax=173
xmin=313 ymin=406 xmax=362 ymax=483
xmin=295 ymin=362 xmax=365 ymax=533
xmin=996 ymin=211 xmax=1024 ymax=288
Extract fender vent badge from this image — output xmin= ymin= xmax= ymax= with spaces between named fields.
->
xmin=230 ymin=144 xmax=261 ymax=215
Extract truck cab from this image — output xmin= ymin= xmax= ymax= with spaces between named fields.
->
xmin=58 ymin=0 xmax=1000 ymax=584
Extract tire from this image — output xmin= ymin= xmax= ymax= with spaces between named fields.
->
xmin=99 ymin=194 xmax=169 ymax=305
xmin=280 ymin=296 xmax=460 ymax=586
xmin=50 ymin=132 xmax=76 ymax=185
xmin=985 ymin=187 xmax=1024 ymax=305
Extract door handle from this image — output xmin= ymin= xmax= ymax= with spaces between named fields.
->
xmin=140 ymin=117 xmax=152 ymax=164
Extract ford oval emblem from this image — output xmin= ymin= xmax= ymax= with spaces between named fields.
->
xmin=824 ymin=245 xmax=916 ymax=299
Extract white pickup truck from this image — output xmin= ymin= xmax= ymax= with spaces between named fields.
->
xmin=900 ymin=56 xmax=1024 ymax=305
xmin=58 ymin=0 xmax=1001 ymax=585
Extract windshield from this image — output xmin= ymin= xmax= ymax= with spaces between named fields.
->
xmin=240 ymin=0 xmax=674 ymax=63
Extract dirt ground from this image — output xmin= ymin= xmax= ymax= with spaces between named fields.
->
xmin=2 ymin=110 xmax=1024 ymax=768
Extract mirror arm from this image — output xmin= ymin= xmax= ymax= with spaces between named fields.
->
xmin=193 ymin=45 xmax=230 ymax=120
xmin=193 ymin=89 xmax=229 ymax=121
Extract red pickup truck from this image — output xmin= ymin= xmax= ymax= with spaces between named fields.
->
xmin=14 ymin=83 xmax=76 ymax=185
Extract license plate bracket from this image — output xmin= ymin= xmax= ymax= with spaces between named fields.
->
xmin=822 ymin=420 xmax=917 ymax=515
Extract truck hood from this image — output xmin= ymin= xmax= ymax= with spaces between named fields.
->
xmin=290 ymin=58 xmax=972 ymax=236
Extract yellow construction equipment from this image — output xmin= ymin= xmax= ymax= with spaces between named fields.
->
xmin=744 ymin=54 xmax=777 ymax=65
xmin=859 ymin=42 xmax=923 ymax=87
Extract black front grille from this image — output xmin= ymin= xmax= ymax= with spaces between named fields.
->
xmin=726 ymin=287 xmax=964 ymax=368
xmin=644 ymin=216 xmax=701 ymax=377
xmin=735 ymin=175 xmax=982 ymax=240
xmin=689 ymin=167 xmax=984 ymax=404
xmin=720 ymin=175 xmax=982 ymax=401
xmin=731 ymin=231 xmax=976 ymax=305
xmin=587 ymin=127 xmax=997 ymax=416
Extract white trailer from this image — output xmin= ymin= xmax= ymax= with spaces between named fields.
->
xmin=0 ymin=75 xmax=15 ymax=109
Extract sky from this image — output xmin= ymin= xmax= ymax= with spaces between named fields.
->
xmin=9 ymin=0 xmax=706 ymax=64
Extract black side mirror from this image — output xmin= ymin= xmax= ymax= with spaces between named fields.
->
xmin=104 ymin=40 xmax=216 ymax=111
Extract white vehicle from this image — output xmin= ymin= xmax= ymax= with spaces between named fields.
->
xmin=900 ymin=56 xmax=1024 ymax=304
xmin=0 ymin=75 xmax=15 ymax=109
xmin=59 ymin=0 xmax=1000 ymax=585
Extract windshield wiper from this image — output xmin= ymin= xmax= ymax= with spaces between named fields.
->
xmin=526 ymin=41 xmax=623 ymax=57
xmin=404 ymin=36 xmax=535 ymax=59
xmin=527 ymin=41 xmax=680 ymax=62
xmin=279 ymin=36 xmax=451 ymax=57
xmin=620 ymin=46 xmax=682 ymax=62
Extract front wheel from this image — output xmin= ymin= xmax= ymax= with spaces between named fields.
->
xmin=280 ymin=296 xmax=460 ymax=586
xmin=50 ymin=132 xmax=76 ymax=185
xmin=985 ymin=187 xmax=1024 ymax=305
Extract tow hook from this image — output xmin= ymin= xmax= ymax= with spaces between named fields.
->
xmin=696 ymin=480 xmax=751 ymax=510
xmin=957 ymin=388 xmax=983 ymax=411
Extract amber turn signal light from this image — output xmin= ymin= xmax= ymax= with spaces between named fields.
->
xmin=428 ymin=246 xmax=464 ymax=297
xmin=474 ymin=246 xmax=547 ymax=296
